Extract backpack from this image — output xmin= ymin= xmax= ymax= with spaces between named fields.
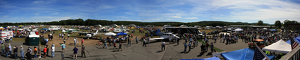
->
xmin=34 ymin=48 xmax=37 ymax=53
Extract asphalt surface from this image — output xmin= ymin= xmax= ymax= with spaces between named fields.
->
xmin=0 ymin=38 xmax=249 ymax=60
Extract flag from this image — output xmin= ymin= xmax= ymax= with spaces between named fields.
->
xmin=253 ymin=44 xmax=269 ymax=60
xmin=291 ymin=38 xmax=299 ymax=50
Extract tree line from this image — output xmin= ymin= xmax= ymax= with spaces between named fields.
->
xmin=0 ymin=19 xmax=298 ymax=27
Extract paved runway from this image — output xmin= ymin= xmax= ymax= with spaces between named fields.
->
xmin=0 ymin=38 xmax=249 ymax=60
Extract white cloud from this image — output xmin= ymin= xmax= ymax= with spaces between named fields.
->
xmin=206 ymin=0 xmax=300 ymax=23
xmin=185 ymin=17 xmax=198 ymax=19
xmin=171 ymin=16 xmax=181 ymax=18
xmin=33 ymin=1 xmax=43 ymax=3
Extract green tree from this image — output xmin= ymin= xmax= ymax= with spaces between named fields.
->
xmin=274 ymin=20 xmax=281 ymax=29
xmin=257 ymin=20 xmax=263 ymax=25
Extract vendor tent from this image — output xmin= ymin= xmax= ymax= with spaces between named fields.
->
xmin=104 ymin=32 xmax=116 ymax=36
xmin=117 ymin=32 xmax=127 ymax=35
xmin=222 ymin=48 xmax=275 ymax=60
xmin=286 ymin=40 xmax=291 ymax=44
xmin=262 ymin=40 xmax=291 ymax=53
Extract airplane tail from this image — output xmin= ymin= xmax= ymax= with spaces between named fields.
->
xmin=156 ymin=29 xmax=160 ymax=34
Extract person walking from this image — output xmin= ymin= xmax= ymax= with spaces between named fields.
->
xmin=59 ymin=34 xmax=61 ymax=38
xmin=20 ymin=45 xmax=24 ymax=59
xmin=34 ymin=46 xmax=37 ymax=58
xmin=43 ymin=46 xmax=47 ymax=58
xmin=61 ymin=34 xmax=64 ymax=40
xmin=184 ymin=43 xmax=187 ymax=53
xmin=128 ymin=38 xmax=131 ymax=46
xmin=68 ymin=34 xmax=70 ymax=39
xmin=61 ymin=50 xmax=64 ymax=60
xmin=210 ymin=42 xmax=215 ymax=53
xmin=13 ymin=46 xmax=18 ymax=59
xmin=52 ymin=44 xmax=55 ymax=58
xmin=118 ymin=42 xmax=122 ymax=51
xmin=135 ymin=36 xmax=138 ymax=44
xmin=26 ymin=50 xmax=32 ymax=60
xmin=161 ymin=42 xmax=165 ymax=51
xmin=188 ymin=42 xmax=191 ymax=51
xmin=103 ymin=39 xmax=107 ymax=49
xmin=81 ymin=45 xmax=86 ymax=58
xmin=214 ymin=36 xmax=217 ymax=43
xmin=74 ymin=38 xmax=77 ymax=46
xmin=73 ymin=47 xmax=78 ymax=59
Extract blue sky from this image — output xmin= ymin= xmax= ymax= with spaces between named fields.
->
xmin=1 ymin=0 xmax=300 ymax=24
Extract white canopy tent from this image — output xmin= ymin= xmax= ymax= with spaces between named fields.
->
xmin=262 ymin=40 xmax=291 ymax=53
xmin=104 ymin=32 xmax=116 ymax=36
xmin=233 ymin=28 xmax=243 ymax=31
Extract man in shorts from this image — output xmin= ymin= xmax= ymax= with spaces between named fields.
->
xmin=73 ymin=47 xmax=78 ymax=59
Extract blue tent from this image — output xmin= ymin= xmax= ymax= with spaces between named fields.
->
xmin=269 ymin=29 xmax=277 ymax=32
xmin=117 ymin=32 xmax=127 ymax=35
xmin=41 ymin=28 xmax=48 ymax=30
xmin=286 ymin=40 xmax=291 ymax=44
xmin=222 ymin=48 xmax=275 ymax=60
xmin=180 ymin=57 xmax=220 ymax=60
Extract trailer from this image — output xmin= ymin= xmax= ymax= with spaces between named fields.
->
xmin=0 ymin=31 xmax=13 ymax=39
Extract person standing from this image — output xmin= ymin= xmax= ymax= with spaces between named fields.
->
xmin=61 ymin=34 xmax=64 ymax=40
xmin=128 ymin=38 xmax=131 ymax=46
xmin=59 ymin=34 xmax=61 ymax=38
xmin=135 ymin=36 xmax=138 ymax=44
xmin=5 ymin=45 xmax=9 ymax=58
xmin=61 ymin=43 xmax=66 ymax=51
xmin=13 ymin=46 xmax=18 ymax=59
xmin=43 ymin=46 xmax=47 ymax=58
xmin=20 ymin=45 xmax=24 ymax=59
xmin=1 ymin=43 xmax=4 ymax=55
xmin=188 ymin=42 xmax=191 ymax=51
xmin=81 ymin=45 xmax=86 ymax=58
xmin=73 ymin=47 xmax=78 ymax=59
xmin=38 ymin=45 xmax=41 ymax=58
xmin=8 ymin=43 xmax=11 ymax=56
xmin=34 ymin=46 xmax=37 ymax=58
xmin=147 ymin=37 xmax=150 ymax=44
xmin=214 ymin=36 xmax=217 ymax=43
xmin=143 ymin=38 xmax=146 ymax=47
xmin=177 ymin=38 xmax=179 ymax=45
xmin=161 ymin=42 xmax=165 ymax=51
xmin=52 ymin=44 xmax=55 ymax=58
xmin=81 ymin=38 xmax=84 ymax=45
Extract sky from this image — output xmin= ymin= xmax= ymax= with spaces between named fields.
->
xmin=1 ymin=0 xmax=300 ymax=24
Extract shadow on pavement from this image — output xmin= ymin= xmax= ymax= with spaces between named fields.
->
xmin=197 ymin=51 xmax=206 ymax=57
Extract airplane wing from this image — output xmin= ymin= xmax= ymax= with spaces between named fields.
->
xmin=149 ymin=38 xmax=165 ymax=41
